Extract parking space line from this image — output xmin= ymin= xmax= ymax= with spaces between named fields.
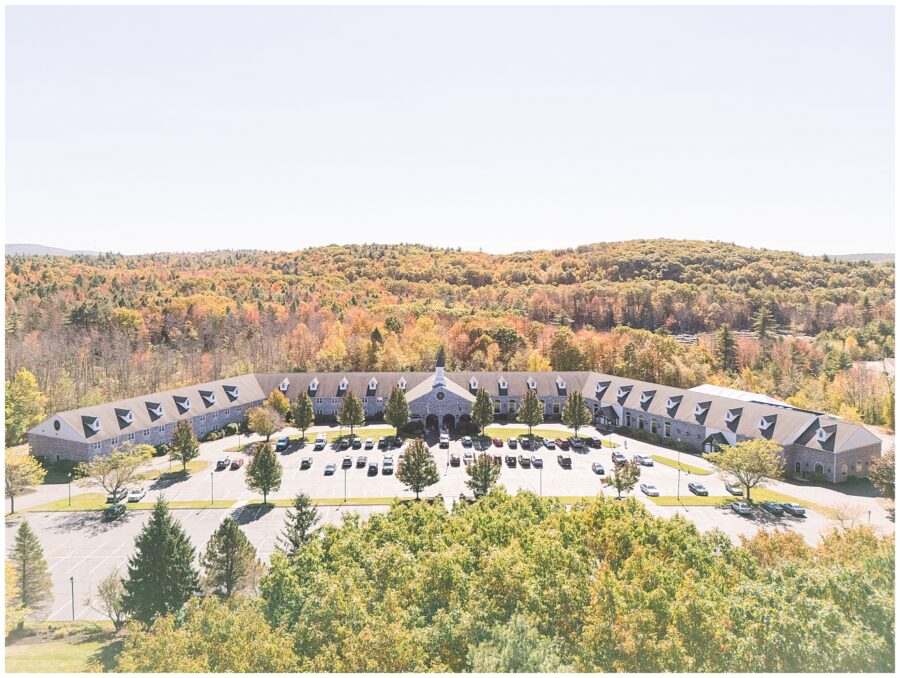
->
xmin=87 ymin=541 xmax=128 ymax=575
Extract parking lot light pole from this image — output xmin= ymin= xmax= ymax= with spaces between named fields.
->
xmin=539 ymin=466 xmax=543 ymax=497
xmin=210 ymin=472 xmax=214 ymax=505
xmin=344 ymin=468 xmax=348 ymax=502
xmin=70 ymin=576 xmax=75 ymax=621
xmin=67 ymin=473 xmax=72 ymax=506
xmin=676 ymin=439 xmax=682 ymax=503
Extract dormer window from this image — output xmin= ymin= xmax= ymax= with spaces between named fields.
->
xmin=308 ymin=378 xmax=319 ymax=394
xmin=616 ymin=385 xmax=633 ymax=400
xmin=146 ymin=402 xmax=164 ymax=420
xmin=223 ymin=385 xmax=240 ymax=401
xmin=816 ymin=426 xmax=835 ymax=442
xmin=115 ymin=408 xmax=134 ymax=427
xmin=759 ymin=415 xmax=776 ymax=431
xmin=338 ymin=377 xmax=348 ymax=392
xmin=82 ymin=415 xmax=102 ymax=437
xmin=639 ymin=390 xmax=656 ymax=405
xmin=279 ymin=378 xmax=290 ymax=393
xmin=367 ymin=377 xmax=378 ymax=397
xmin=725 ymin=408 xmax=742 ymax=423
xmin=665 ymin=395 xmax=683 ymax=411
xmin=526 ymin=377 xmax=537 ymax=390
xmin=174 ymin=395 xmax=192 ymax=414
xmin=200 ymin=390 xmax=217 ymax=406
xmin=595 ymin=381 xmax=611 ymax=396
xmin=693 ymin=401 xmax=711 ymax=419
xmin=397 ymin=377 xmax=407 ymax=391
xmin=469 ymin=376 xmax=479 ymax=391
xmin=556 ymin=376 xmax=566 ymax=390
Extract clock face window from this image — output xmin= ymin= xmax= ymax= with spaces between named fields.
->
xmin=436 ymin=391 xmax=445 ymax=401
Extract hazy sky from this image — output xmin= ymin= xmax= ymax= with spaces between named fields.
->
xmin=6 ymin=5 xmax=895 ymax=255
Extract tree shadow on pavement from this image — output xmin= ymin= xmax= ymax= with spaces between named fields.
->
xmin=148 ymin=470 xmax=190 ymax=491
xmin=230 ymin=503 xmax=275 ymax=526
xmin=46 ymin=510 xmax=140 ymax=537
xmin=779 ymin=476 xmax=880 ymax=498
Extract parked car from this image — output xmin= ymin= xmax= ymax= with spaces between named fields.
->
xmin=341 ymin=456 xmax=353 ymax=469
xmin=127 ymin=487 xmax=146 ymax=502
xmin=505 ymin=454 xmax=517 ymax=467
xmin=761 ymin=501 xmax=785 ymax=516
xmin=518 ymin=435 xmax=532 ymax=450
xmin=439 ymin=433 xmax=450 ymax=448
xmin=351 ymin=436 xmax=362 ymax=450
xmin=324 ymin=463 xmax=336 ymax=475
xmin=106 ymin=488 xmax=128 ymax=503
xmin=570 ymin=438 xmax=586 ymax=452
xmin=356 ymin=456 xmax=367 ymax=468
xmin=633 ymin=454 xmax=654 ymax=466
xmin=275 ymin=437 xmax=289 ymax=451
xmin=364 ymin=438 xmax=374 ymax=450
xmin=731 ymin=502 xmax=753 ymax=516
xmin=557 ymin=454 xmax=572 ymax=468
xmin=450 ymin=453 xmax=461 ymax=466
xmin=300 ymin=457 xmax=312 ymax=469
xmin=102 ymin=503 xmax=126 ymax=521
xmin=368 ymin=460 xmax=379 ymax=475
xmin=518 ymin=455 xmax=531 ymax=468
xmin=338 ymin=438 xmax=350 ymax=450
xmin=588 ymin=436 xmax=603 ymax=449
xmin=555 ymin=438 xmax=570 ymax=451
xmin=725 ymin=483 xmax=744 ymax=496
xmin=313 ymin=434 xmax=327 ymax=451
xmin=491 ymin=452 xmax=503 ymax=465
xmin=377 ymin=437 xmax=388 ymax=449
xmin=508 ymin=438 xmax=518 ymax=450
xmin=591 ymin=462 xmax=605 ymax=475
xmin=781 ymin=502 xmax=807 ymax=517
xmin=611 ymin=450 xmax=627 ymax=465
xmin=492 ymin=437 xmax=503 ymax=448
xmin=687 ymin=482 xmax=708 ymax=496
xmin=230 ymin=458 xmax=244 ymax=470
xmin=382 ymin=456 xmax=394 ymax=474
xmin=531 ymin=456 xmax=544 ymax=468
xmin=461 ymin=436 xmax=473 ymax=447
xmin=461 ymin=451 xmax=473 ymax=465
xmin=215 ymin=459 xmax=230 ymax=471
xmin=640 ymin=483 xmax=660 ymax=497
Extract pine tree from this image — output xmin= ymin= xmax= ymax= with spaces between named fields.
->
xmin=277 ymin=492 xmax=321 ymax=557
xmin=466 ymin=453 xmax=501 ymax=497
xmin=292 ymin=394 xmax=315 ymax=442
xmin=517 ymin=389 xmax=544 ymax=437
xmin=753 ymin=306 xmax=778 ymax=343
xmin=396 ymin=438 xmax=439 ymax=500
xmin=561 ymin=392 xmax=591 ymax=438
xmin=170 ymin=420 xmax=199 ymax=472
xmin=123 ymin=497 xmax=199 ymax=625
xmin=471 ymin=388 xmax=494 ymax=437
xmin=9 ymin=521 xmax=53 ymax=621
xmin=337 ymin=392 xmax=365 ymax=434
xmin=715 ymin=323 xmax=737 ymax=373
xmin=383 ymin=387 xmax=410 ymax=434
xmin=201 ymin=517 xmax=262 ymax=598
xmin=246 ymin=443 xmax=283 ymax=506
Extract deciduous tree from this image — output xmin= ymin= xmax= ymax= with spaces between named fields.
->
xmin=466 ymin=453 xmax=501 ymax=497
xmin=869 ymin=447 xmax=894 ymax=500
xmin=169 ymin=420 xmax=199 ymax=472
xmin=602 ymin=460 xmax=641 ymax=499
xmin=5 ymin=451 xmax=46 ymax=514
xmin=471 ymin=388 xmax=494 ymax=437
xmin=517 ymin=389 xmax=544 ymax=436
xmin=86 ymin=568 xmax=128 ymax=631
xmin=246 ymin=442 xmax=282 ymax=506
xmin=265 ymin=389 xmax=291 ymax=418
xmin=247 ymin=406 xmax=282 ymax=443
xmin=4 ymin=368 xmax=48 ymax=447
xmin=337 ymin=392 xmax=365 ymax=434
xmin=561 ymin=392 xmax=591 ymax=438
xmin=77 ymin=443 xmax=153 ymax=501
xmin=705 ymin=439 xmax=784 ymax=501
xmin=396 ymin=438 xmax=439 ymax=500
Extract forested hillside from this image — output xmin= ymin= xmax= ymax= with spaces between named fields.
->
xmin=4 ymin=240 xmax=895 ymax=428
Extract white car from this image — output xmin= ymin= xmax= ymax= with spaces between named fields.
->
xmin=463 ymin=451 xmax=475 ymax=464
xmin=461 ymin=436 xmax=473 ymax=447
xmin=313 ymin=434 xmax=327 ymax=450
xmin=364 ymin=438 xmax=374 ymax=449
xmin=127 ymin=487 xmax=146 ymax=502
xmin=439 ymin=432 xmax=450 ymax=448
xmin=633 ymin=454 xmax=654 ymax=466
xmin=639 ymin=483 xmax=660 ymax=497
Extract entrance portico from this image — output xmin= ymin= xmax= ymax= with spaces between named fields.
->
xmin=406 ymin=359 xmax=476 ymax=431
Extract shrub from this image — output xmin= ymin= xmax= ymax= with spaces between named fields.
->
xmin=401 ymin=421 xmax=424 ymax=435
xmin=223 ymin=422 xmax=239 ymax=436
xmin=154 ymin=444 xmax=170 ymax=457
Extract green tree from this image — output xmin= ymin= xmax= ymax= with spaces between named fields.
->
xmin=5 ymin=562 xmax=26 ymax=634
xmin=337 ymin=392 xmax=365 ymax=434
xmin=291 ymin=393 xmax=315 ymax=442
xmin=246 ymin=442 xmax=283 ymax=506
xmin=5 ymin=451 xmax=47 ymax=514
xmin=384 ymin=315 xmax=403 ymax=335
xmin=869 ymin=447 xmax=894 ymax=500
xmin=602 ymin=460 xmax=641 ymax=499
xmin=4 ymin=368 xmax=48 ymax=447
xmin=470 ymin=613 xmax=571 ymax=672
xmin=705 ymin=439 xmax=784 ymax=501
xmin=265 ymin=389 xmax=291 ymax=418
xmin=715 ymin=323 xmax=737 ymax=373
xmin=383 ymin=386 xmax=410 ymax=434
xmin=471 ymin=388 xmax=494 ymax=437
xmin=85 ymin=568 xmax=128 ymax=631
xmin=123 ymin=497 xmax=200 ymax=625
xmin=753 ymin=305 xmax=778 ymax=343
xmin=77 ymin=443 xmax=153 ymax=501
xmin=9 ymin=521 xmax=53 ymax=624
xmin=201 ymin=517 xmax=263 ymax=598
xmin=277 ymin=492 xmax=321 ymax=557
xmin=561 ymin=392 xmax=591 ymax=438
xmin=466 ymin=453 xmax=501 ymax=497
xmin=246 ymin=406 xmax=282 ymax=443
xmin=169 ymin=420 xmax=199 ymax=472
xmin=517 ymin=389 xmax=544 ymax=436
xmin=396 ymin=438 xmax=439 ymax=500
xmin=548 ymin=328 xmax=587 ymax=370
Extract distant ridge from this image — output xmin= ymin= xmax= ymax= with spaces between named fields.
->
xmin=828 ymin=252 xmax=894 ymax=263
xmin=6 ymin=243 xmax=100 ymax=257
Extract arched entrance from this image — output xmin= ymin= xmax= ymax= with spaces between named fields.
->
xmin=814 ymin=462 xmax=825 ymax=475
xmin=425 ymin=414 xmax=439 ymax=431
xmin=442 ymin=414 xmax=455 ymax=430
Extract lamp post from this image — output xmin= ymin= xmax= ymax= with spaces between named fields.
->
xmin=67 ymin=473 xmax=72 ymax=507
xmin=210 ymin=472 xmax=214 ymax=505
xmin=343 ymin=467 xmax=348 ymax=502
xmin=676 ymin=438 xmax=682 ymax=504
xmin=539 ymin=466 xmax=543 ymax=497
xmin=69 ymin=576 xmax=75 ymax=621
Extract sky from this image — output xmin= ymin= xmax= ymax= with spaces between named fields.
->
xmin=5 ymin=5 xmax=895 ymax=255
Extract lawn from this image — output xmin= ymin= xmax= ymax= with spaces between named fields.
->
xmin=483 ymin=426 xmax=619 ymax=447
xmin=37 ymin=459 xmax=81 ymax=485
xmin=244 ymin=497 xmax=402 ymax=508
xmin=647 ymin=487 xmax=828 ymax=512
xmin=136 ymin=459 xmax=209 ymax=481
xmin=650 ymin=455 xmax=713 ymax=475
xmin=20 ymin=492 xmax=108 ymax=513
xmin=5 ymin=623 xmax=118 ymax=673
xmin=128 ymin=499 xmax=235 ymax=510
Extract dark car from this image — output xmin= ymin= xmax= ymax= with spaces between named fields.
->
xmin=570 ymin=438 xmax=586 ymax=452
xmin=230 ymin=458 xmax=244 ymax=470
xmin=356 ymin=456 xmax=367 ymax=468
xmin=508 ymin=438 xmax=518 ymax=450
xmin=377 ymin=437 xmax=388 ymax=449
xmin=556 ymin=438 xmax=570 ymax=451
xmin=611 ymin=451 xmax=627 ymax=465
xmin=588 ymin=436 xmax=603 ymax=449
xmin=351 ymin=437 xmax=362 ymax=450
xmin=300 ymin=457 xmax=312 ymax=469
xmin=324 ymin=463 xmax=336 ymax=475
xmin=781 ymin=502 xmax=807 ymax=517
xmin=492 ymin=437 xmax=504 ymax=448
xmin=505 ymin=454 xmax=517 ymax=467
xmin=531 ymin=456 xmax=544 ymax=469
xmin=215 ymin=459 xmax=230 ymax=471
xmin=518 ymin=455 xmax=531 ymax=468
xmin=341 ymin=456 xmax=353 ymax=469
xmin=275 ymin=437 xmax=289 ymax=452
xmin=687 ymin=482 xmax=708 ymax=496
xmin=102 ymin=503 xmax=126 ymax=522
xmin=761 ymin=501 xmax=785 ymax=516
xmin=557 ymin=454 xmax=572 ymax=469
xmin=338 ymin=438 xmax=350 ymax=450
xmin=450 ymin=453 xmax=461 ymax=467
xmin=591 ymin=462 xmax=605 ymax=475
xmin=368 ymin=460 xmax=379 ymax=475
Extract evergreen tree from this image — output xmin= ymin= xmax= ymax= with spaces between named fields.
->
xmin=169 ymin=420 xmax=199 ymax=472
xmin=396 ymin=438 xmax=439 ymax=500
xmin=753 ymin=305 xmax=778 ymax=343
xmin=337 ymin=392 xmax=365 ymax=434
xmin=715 ymin=323 xmax=737 ymax=373
xmin=471 ymin=388 xmax=494 ymax=437
xmin=466 ymin=453 xmax=501 ymax=497
xmin=4 ymin=368 xmax=48 ymax=447
xmin=9 ymin=521 xmax=53 ymax=621
xmin=277 ymin=492 xmax=321 ymax=557
xmin=561 ymin=392 xmax=591 ymax=438
xmin=201 ymin=517 xmax=262 ymax=598
xmin=517 ymin=389 xmax=544 ymax=436
xmin=123 ymin=497 xmax=199 ymax=625
xmin=383 ymin=386 xmax=410 ymax=433
xmin=291 ymin=393 xmax=315 ymax=442
xmin=246 ymin=442 xmax=283 ymax=506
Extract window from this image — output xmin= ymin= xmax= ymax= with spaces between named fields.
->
xmin=539 ymin=400 xmax=546 ymax=412
xmin=841 ymin=464 xmax=848 ymax=476
xmin=126 ymin=433 xmax=135 ymax=442
xmin=143 ymin=430 xmax=151 ymax=438
xmin=625 ymin=412 xmax=632 ymax=427
xmin=855 ymin=460 xmax=863 ymax=473
xmin=638 ymin=417 xmax=644 ymax=430
xmin=552 ymin=402 xmax=560 ymax=415
xmin=92 ymin=442 xmax=102 ymax=452
xmin=508 ymin=400 xmax=516 ymax=414
xmin=315 ymin=398 xmax=323 ymax=404
xmin=650 ymin=420 xmax=658 ymax=434
xmin=664 ymin=421 xmax=671 ymax=437
xmin=109 ymin=436 xmax=120 ymax=445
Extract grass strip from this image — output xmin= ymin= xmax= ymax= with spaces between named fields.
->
xmin=483 ymin=426 xmax=619 ymax=447
xmin=136 ymin=459 xmax=209 ymax=481
xmin=128 ymin=500 xmax=235 ymax=510
xmin=650 ymin=455 xmax=713 ymax=475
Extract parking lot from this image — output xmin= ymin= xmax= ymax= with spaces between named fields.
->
xmin=7 ymin=423 xmax=893 ymax=621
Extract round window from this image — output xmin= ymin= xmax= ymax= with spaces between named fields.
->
xmin=436 ymin=391 xmax=445 ymax=401
xmin=53 ymin=420 xmax=61 ymax=431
